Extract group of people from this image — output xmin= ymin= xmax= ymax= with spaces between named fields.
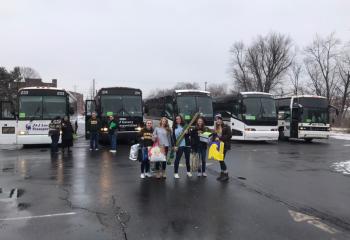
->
xmin=49 ymin=116 xmax=75 ymax=154
xmin=138 ymin=114 xmax=232 ymax=182
xmin=86 ymin=112 xmax=118 ymax=152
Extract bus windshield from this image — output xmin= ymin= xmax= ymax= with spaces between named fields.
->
xmin=43 ymin=96 xmax=67 ymax=119
xmin=242 ymin=97 xmax=277 ymax=123
xmin=101 ymin=95 xmax=142 ymax=117
xmin=177 ymin=96 xmax=213 ymax=118
xmin=295 ymin=98 xmax=329 ymax=124
xmin=19 ymin=96 xmax=42 ymax=119
xmin=19 ymin=96 xmax=67 ymax=119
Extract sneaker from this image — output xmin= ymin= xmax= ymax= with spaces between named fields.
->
xmin=197 ymin=172 xmax=202 ymax=177
xmin=202 ymin=172 xmax=207 ymax=177
xmin=95 ymin=148 xmax=99 ymax=151
xmin=220 ymin=173 xmax=229 ymax=182
xmin=145 ymin=172 xmax=152 ymax=178
xmin=156 ymin=172 xmax=161 ymax=179
xmin=109 ymin=150 xmax=116 ymax=153
xmin=187 ymin=172 xmax=192 ymax=177
xmin=162 ymin=172 xmax=167 ymax=179
xmin=174 ymin=173 xmax=180 ymax=179
xmin=216 ymin=172 xmax=224 ymax=181
xmin=140 ymin=173 xmax=145 ymax=179
xmin=89 ymin=148 xmax=93 ymax=151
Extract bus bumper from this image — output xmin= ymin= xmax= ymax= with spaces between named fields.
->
xmin=243 ymin=130 xmax=279 ymax=141
xmin=298 ymin=130 xmax=330 ymax=139
xmin=17 ymin=134 xmax=61 ymax=145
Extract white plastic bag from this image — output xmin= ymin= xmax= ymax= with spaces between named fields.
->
xmin=149 ymin=144 xmax=166 ymax=162
xmin=129 ymin=144 xmax=140 ymax=161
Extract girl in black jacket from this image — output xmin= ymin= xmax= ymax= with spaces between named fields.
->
xmin=214 ymin=114 xmax=232 ymax=182
xmin=61 ymin=116 xmax=74 ymax=153
xmin=190 ymin=117 xmax=210 ymax=177
xmin=139 ymin=120 xmax=154 ymax=179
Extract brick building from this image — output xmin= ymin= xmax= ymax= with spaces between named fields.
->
xmin=18 ymin=78 xmax=57 ymax=89
xmin=69 ymin=91 xmax=85 ymax=115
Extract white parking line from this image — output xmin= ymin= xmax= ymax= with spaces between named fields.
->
xmin=0 ymin=212 xmax=76 ymax=221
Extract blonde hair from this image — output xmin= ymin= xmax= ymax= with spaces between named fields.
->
xmin=159 ymin=117 xmax=171 ymax=133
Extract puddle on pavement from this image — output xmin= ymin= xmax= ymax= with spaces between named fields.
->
xmin=17 ymin=202 xmax=31 ymax=211
xmin=237 ymin=177 xmax=247 ymax=180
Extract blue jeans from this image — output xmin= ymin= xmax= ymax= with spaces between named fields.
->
xmin=90 ymin=132 xmax=99 ymax=150
xmin=174 ymin=146 xmax=191 ymax=173
xmin=197 ymin=146 xmax=207 ymax=173
xmin=51 ymin=134 xmax=60 ymax=153
xmin=109 ymin=133 xmax=117 ymax=150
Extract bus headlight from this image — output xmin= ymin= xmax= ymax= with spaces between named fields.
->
xmin=135 ymin=127 xmax=142 ymax=132
xmin=19 ymin=131 xmax=28 ymax=135
xmin=299 ymin=127 xmax=306 ymax=130
xmin=101 ymin=128 xmax=108 ymax=132
xmin=245 ymin=128 xmax=256 ymax=131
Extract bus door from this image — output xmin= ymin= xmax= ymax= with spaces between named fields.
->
xmin=85 ymin=100 xmax=96 ymax=139
xmin=291 ymin=105 xmax=300 ymax=138
xmin=0 ymin=101 xmax=17 ymax=144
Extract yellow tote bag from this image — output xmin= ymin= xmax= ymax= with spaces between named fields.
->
xmin=208 ymin=141 xmax=225 ymax=161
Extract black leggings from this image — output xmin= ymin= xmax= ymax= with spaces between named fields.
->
xmin=219 ymin=149 xmax=228 ymax=172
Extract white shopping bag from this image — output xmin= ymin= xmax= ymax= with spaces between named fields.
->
xmin=129 ymin=144 xmax=140 ymax=161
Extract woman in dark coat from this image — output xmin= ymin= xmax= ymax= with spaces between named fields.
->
xmin=61 ymin=116 xmax=74 ymax=153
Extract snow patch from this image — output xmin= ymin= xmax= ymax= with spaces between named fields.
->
xmin=331 ymin=161 xmax=350 ymax=175
xmin=330 ymin=132 xmax=350 ymax=141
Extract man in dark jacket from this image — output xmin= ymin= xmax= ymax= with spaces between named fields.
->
xmin=87 ymin=112 xmax=100 ymax=151
xmin=49 ymin=116 xmax=62 ymax=154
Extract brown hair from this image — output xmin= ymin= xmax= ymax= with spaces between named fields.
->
xmin=196 ymin=117 xmax=206 ymax=129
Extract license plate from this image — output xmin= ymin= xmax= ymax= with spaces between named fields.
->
xmin=2 ymin=127 xmax=15 ymax=134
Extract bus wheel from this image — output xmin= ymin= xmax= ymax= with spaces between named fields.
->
xmin=305 ymin=138 xmax=313 ymax=143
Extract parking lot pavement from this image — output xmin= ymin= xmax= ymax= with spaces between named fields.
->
xmin=0 ymin=138 xmax=349 ymax=240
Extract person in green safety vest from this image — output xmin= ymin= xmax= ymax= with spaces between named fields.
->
xmin=108 ymin=115 xmax=118 ymax=153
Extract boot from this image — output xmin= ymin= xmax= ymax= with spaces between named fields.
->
xmin=220 ymin=172 xmax=229 ymax=182
xmin=216 ymin=172 xmax=224 ymax=181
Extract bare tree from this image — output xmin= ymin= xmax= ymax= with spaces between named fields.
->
xmin=336 ymin=49 xmax=350 ymax=119
xmin=174 ymin=82 xmax=200 ymax=90
xmin=288 ymin=61 xmax=305 ymax=95
xmin=230 ymin=32 xmax=294 ymax=93
xmin=230 ymin=42 xmax=253 ymax=91
xmin=17 ymin=66 xmax=40 ymax=79
xmin=304 ymin=33 xmax=340 ymax=102
xmin=207 ymin=83 xmax=228 ymax=97
xmin=147 ymin=82 xmax=200 ymax=99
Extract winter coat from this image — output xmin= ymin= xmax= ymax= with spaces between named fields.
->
xmin=214 ymin=123 xmax=232 ymax=150
xmin=172 ymin=124 xmax=190 ymax=147
xmin=87 ymin=117 xmax=100 ymax=133
xmin=190 ymin=126 xmax=210 ymax=151
xmin=139 ymin=128 xmax=154 ymax=147
xmin=49 ymin=119 xmax=61 ymax=136
xmin=61 ymin=120 xmax=74 ymax=141
xmin=108 ymin=119 xmax=118 ymax=135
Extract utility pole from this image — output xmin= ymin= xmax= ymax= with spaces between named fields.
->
xmin=92 ymin=79 xmax=95 ymax=98
xmin=204 ymin=81 xmax=207 ymax=91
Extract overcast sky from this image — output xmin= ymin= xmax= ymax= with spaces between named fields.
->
xmin=1 ymin=0 xmax=350 ymax=97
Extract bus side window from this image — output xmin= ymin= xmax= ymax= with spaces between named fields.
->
xmin=1 ymin=102 xmax=15 ymax=119
xmin=165 ymin=103 xmax=173 ymax=120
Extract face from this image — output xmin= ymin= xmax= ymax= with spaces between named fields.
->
xmin=109 ymin=116 xmax=114 ymax=121
xmin=160 ymin=118 xmax=167 ymax=126
xmin=175 ymin=116 xmax=182 ymax=124
xmin=197 ymin=118 xmax=204 ymax=126
xmin=146 ymin=121 xmax=153 ymax=129
xmin=216 ymin=118 xmax=223 ymax=125
xmin=64 ymin=116 xmax=68 ymax=121
xmin=92 ymin=113 xmax=96 ymax=118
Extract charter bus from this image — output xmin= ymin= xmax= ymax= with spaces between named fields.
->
xmin=0 ymin=101 xmax=17 ymax=145
xmin=213 ymin=92 xmax=278 ymax=141
xmin=144 ymin=90 xmax=214 ymax=128
xmin=276 ymin=95 xmax=331 ymax=142
xmin=17 ymin=87 xmax=77 ymax=144
xmin=85 ymin=87 xmax=143 ymax=142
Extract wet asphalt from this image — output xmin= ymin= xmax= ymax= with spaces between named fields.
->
xmin=0 ymin=137 xmax=350 ymax=240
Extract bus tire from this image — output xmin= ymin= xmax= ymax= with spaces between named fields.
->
xmin=305 ymin=138 xmax=313 ymax=143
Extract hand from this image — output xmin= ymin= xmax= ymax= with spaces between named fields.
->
xmin=174 ymin=146 xmax=178 ymax=152
xmin=215 ymin=137 xmax=220 ymax=141
xmin=141 ymin=137 xmax=144 ymax=140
